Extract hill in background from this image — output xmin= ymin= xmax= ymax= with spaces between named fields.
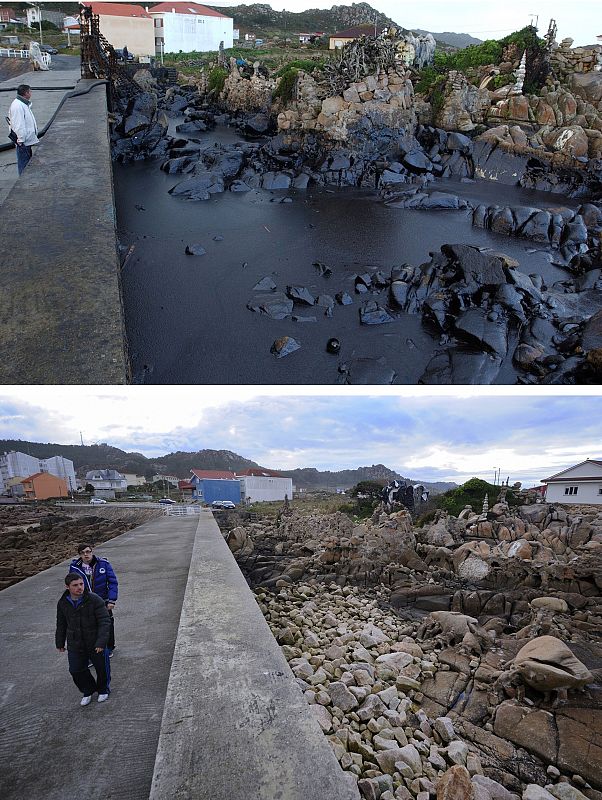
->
xmin=412 ymin=29 xmax=482 ymax=48
xmin=0 ymin=439 xmax=456 ymax=493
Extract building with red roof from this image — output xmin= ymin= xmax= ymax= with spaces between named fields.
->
xmin=148 ymin=2 xmax=233 ymax=55
xmin=542 ymin=459 xmax=602 ymax=505
xmin=83 ymin=3 xmax=155 ymax=58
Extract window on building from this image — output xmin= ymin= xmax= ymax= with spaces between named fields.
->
xmin=564 ymin=486 xmax=579 ymax=495
xmin=598 ymin=487 xmax=602 ymax=495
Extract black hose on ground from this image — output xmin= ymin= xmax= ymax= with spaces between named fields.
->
xmin=1 ymin=79 xmax=109 ymax=152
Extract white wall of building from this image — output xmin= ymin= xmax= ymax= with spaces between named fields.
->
xmin=41 ymin=455 xmax=77 ymax=492
xmin=239 ymin=475 xmax=293 ymax=503
xmin=545 ymin=481 xmax=602 ymax=504
xmin=153 ymin=12 xmax=233 ymax=53
xmin=0 ymin=451 xmax=39 ymax=491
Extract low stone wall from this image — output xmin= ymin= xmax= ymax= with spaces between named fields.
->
xmin=551 ymin=40 xmax=602 ymax=78
xmin=150 ymin=512 xmax=360 ymax=800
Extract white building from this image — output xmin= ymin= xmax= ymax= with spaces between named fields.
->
xmin=148 ymin=2 xmax=233 ymax=55
xmin=85 ymin=469 xmax=128 ymax=497
xmin=542 ymin=459 xmax=602 ymax=504
xmin=0 ymin=450 xmax=76 ymax=493
xmin=152 ymin=474 xmax=179 ymax=487
xmin=122 ymin=473 xmax=147 ymax=487
xmin=26 ymin=7 xmax=66 ymax=29
xmin=236 ymin=468 xmax=293 ymax=503
xmin=41 ymin=455 xmax=77 ymax=492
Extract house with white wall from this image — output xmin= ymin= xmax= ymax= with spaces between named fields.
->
xmin=236 ymin=468 xmax=293 ymax=503
xmin=85 ymin=468 xmax=127 ymax=498
xmin=542 ymin=459 xmax=602 ymax=504
xmin=85 ymin=2 xmax=155 ymax=58
xmin=0 ymin=451 xmax=76 ymax=494
xmin=148 ymin=2 xmax=233 ymax=55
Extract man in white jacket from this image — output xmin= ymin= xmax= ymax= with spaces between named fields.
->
xmin=8 ymin=84 xmax=39 ymax=175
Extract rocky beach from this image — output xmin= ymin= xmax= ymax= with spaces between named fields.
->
xmin=222 ymin=497 xmax=602 ymax=798
xmin=110 ymin=24 xmax=601 ymax=384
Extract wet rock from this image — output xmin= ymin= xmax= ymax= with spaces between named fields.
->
xmin=262 ymin=172 xmax=292 ymax=190
xmin=175 ymin=120 xmax=209 ymax=136
xmin=420 ymin=350 xmax=503 ymax=385
xmin=336 ymin=292 xmax=354 ymax=306
xmin=242 ymin=112 xmax=271 ymax=135
xmin=121 ymin=92 xmax=157 ymax=137
xmin=230 ymin=180 xmax=253 ymax=192
xmin=360 ymin=301 xmax=394 ymax=325
xmin=326 ymin=337 xmax=341 ymax=354
xmin=169 ymin=173 xmax=225 ymax=200
xmin=402 ymin=149 xmax=433 ymax=173
xmin=160 ymin=156 xmax=196 ymax=174
xmin=454 ymin=308 xmax=509 ymax=357
xmin=338 ymin=357 xmax=397 ymax=384
xmin=185 ymin=244 xmax=206 ymax=256
xmin=270 ymin=336 xmax=301 ymax=358
xmin=247 ymin=293 xmax=293 ymax=319
xmin=313 ymin=262 xmax=333 ymax=278
xmin=253 ymin=277 xmax=277 ymax=292
xmin=286 ymin=286 xmax=316 ymax=305
xmin=292 ymin=315 xmax=317 ymax=323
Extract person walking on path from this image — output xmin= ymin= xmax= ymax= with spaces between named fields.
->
xmin=7 ymin=84 xmax=39 ymax=175
xmin=70 ymin=543 xmax=118 ymax=655
xmin=55 ymin=573 xmax=111 ymax=706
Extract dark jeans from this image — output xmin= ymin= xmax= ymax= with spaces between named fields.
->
xmin=67 ymin=648 xmax=111 ymax=696
xmin=108 ymin=608 xmax=115 ymax=650
xmin=16 ymin=144 xmax=32 ymax=175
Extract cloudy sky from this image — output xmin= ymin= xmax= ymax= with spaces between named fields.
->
xmin=204 ymin=0 xmax=598 ymax=47
xmin=0 ymin=388 xmax=599 ymax=487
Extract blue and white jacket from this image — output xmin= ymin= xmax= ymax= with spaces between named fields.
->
xmin=69 ymin=556 xmax=118 ymax=604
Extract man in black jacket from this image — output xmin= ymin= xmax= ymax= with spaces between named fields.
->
xmin=56 ymin=572 xmax=111 ymax=706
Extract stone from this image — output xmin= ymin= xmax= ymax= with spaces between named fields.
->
xmin=359 ymin=301 xmax=394 ymax=325
xmin=437 ymin=766 xmax=474 ymax=800
xmin=329 ymin=681 xmax=360 ymax=712
xmin=446 ymin=741 xmax=469 ymax=766
xmin=270 ymin=336 xmax=301 ymax=358
xmin=184 ymin=244 xmax=206 ymax=256
xmin=310 ymin=703 xmax=333 ymax=733
xmin=434 ymin=717 xmax=456 ymax=743
xmin=357 ymin=694 xmax=388 ymax=721
xmin=522 ymin=787 xmax=556 ymax=800
xmin=513 ymin=636 xmax=594 ymax=693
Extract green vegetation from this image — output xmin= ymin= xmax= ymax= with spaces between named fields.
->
xmin=274 ymin=58 xmax=324 ymax=77
xmin=273 ymin=67 xmax=298 ymax=103
xmin=414 ymin=66 xmax=446 ymax=114
xmin=433 ymin=27 xmax=545 ymax=72
xmin=416 ymin=478 xmax=520 ymax=524
xmin=337 ymin=480 xmax=386 ymax=520
xmin=208 ymin=66 xmax=228 ymax=94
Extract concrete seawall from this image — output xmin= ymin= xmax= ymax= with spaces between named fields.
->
xmin=150 ymin=512 xmax=360 ymax=800
xmin=0 ymin=79 xmax=128 ymax=384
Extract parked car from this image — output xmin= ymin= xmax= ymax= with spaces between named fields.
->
xmin=211 ymin=500 xmax=236 ymax=509
xmin=158 ymin=498 xmax=176 ymax=505
xmin=90 ymin=497 xmax=107 ymax=505
xmin=39 ymin=44 xmax=58 ymax=54
xmin=115 ymin=48 xmax=135 ymax=62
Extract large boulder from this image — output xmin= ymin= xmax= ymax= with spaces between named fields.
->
xmin=512 ymin=636 xmax=593 ymax=693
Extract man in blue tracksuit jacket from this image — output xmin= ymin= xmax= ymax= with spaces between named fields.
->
xmin=70 ymin=543 xmax=118 ymax=654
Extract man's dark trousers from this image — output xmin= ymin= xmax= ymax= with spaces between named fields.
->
xmin=16 ymin=144 xmax=32 ymax=175
xmin=67 ymin=649 xmax=111 ymax=695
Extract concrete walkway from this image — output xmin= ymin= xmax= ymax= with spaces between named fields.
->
xmin=0 ymin=57 xmax=80 ymax=204
xmin=0 ymin=515 xmax=197 ymax=800
xmin=0 ymin=61 xmax=129 ymax=384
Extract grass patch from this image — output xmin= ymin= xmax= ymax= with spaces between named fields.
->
xmin=273 ymin=66 xmax=298 ymax=103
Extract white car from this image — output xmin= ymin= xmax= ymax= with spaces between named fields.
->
xmin=158 ymin=498 xmax=176 ymax=505
xmin=90 ymin=498 xmax=107 ymax=505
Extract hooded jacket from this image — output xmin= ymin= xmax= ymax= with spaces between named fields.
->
xmin=56 ymin=588 xmax=110 ymax=653
xmin=8 ymin=95 xmax=39 ymax=147
xmin=69 ymin=555 xmax=118 ymax=604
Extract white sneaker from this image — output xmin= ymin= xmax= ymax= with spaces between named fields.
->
xmin=97 ymin=693 xmax=109 ymax=703
xmin=80 ymin=696 xmax=92 ymax=706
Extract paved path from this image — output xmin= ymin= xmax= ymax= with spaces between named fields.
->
xmin=0 ymin=56 xmax=80 ymax=204
xmin=0 ymin=515 xmax=197 ymax=800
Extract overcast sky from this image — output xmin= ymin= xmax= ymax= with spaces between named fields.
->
xmin=0 ymin=388 xmax=599 ymax=487
xmin=203 ymin=0 xmax=598 ymax=47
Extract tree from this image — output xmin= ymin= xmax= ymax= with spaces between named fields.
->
xmin=85 ymin=483 xmax=95 ymax=494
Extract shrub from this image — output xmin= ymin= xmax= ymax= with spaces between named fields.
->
xmin=275 ymin=58 xmax=324 ymax=77
xmin=273 ymin=67 xmax=298 ymax=103
xmin=208 ymin=66 xmax=228 ymax=94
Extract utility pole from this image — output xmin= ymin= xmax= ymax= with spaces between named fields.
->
xmin=37 ymin=5 xmax=43 ymax=45
xmin=80 ymin=431 xmax=84 ymax=446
